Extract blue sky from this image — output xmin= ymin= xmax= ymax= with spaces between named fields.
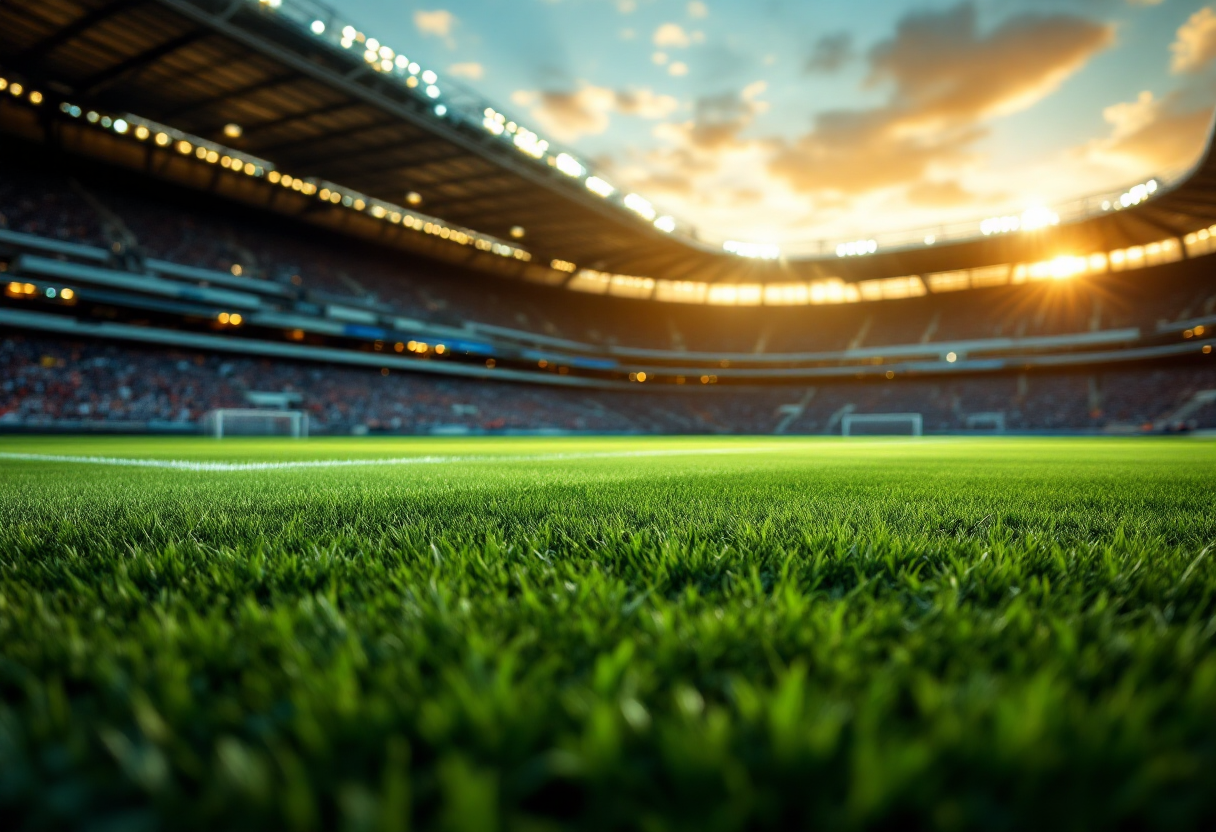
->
xmin=333 ymin=0 xmax=1216 ymax=248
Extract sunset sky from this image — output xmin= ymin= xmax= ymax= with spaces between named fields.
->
xmin=335 ymin=0 xmax=1216 ymax=250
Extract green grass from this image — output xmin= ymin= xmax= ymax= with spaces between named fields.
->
xmin=1 ymin=435 xmax=1215 ymax=831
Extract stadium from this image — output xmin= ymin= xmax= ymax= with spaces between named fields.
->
xmin=1 ymin=0 xmax=1214 ymax=828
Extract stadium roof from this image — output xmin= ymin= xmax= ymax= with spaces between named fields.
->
xmin=3 ymin=0 xmax=1216 ymax=286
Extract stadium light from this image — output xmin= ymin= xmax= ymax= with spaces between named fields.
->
xmin=1020 ymin=206 xmax=1059 ymax=231
xmin=585 ymin=177 xmax=615 ymax=197
xmin=836 ymin=239 xmax=877 ymax=257
xmin=513 ymin=129 xmax=548 ymax=159
xmin=555 ymin=153 xmax=585 ymax=178
xmin=724 ymin=241 xmax=781 ymax=260
xmin=624 ymin=193 xmax=657 ymax=221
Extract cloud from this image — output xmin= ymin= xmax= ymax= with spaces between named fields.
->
xmin=654 ymin=23 xmax=692 ymax=48
xmin=511 ymin=85 xmax=680 ymax=141
xmin=906 ymin=180 xmax=977 ymax=207
xmin=669 ymin=61 xmax=689 ymax=76
xmin=447 ymin=62 xmax=483 ymax=80
xmin=1172 ymin=7 xmax=1216 ymax=73
xmin=741 ymin=80 xmax=767 ymax=101
xmin=414 ymin=10 xmax=457 ymax=48
xmin=805 ymin=33 xmax=853 ymax=74
xmin=769 ymin=3 xmax=1114 ymax=198
xmin=678 ymin=90 xmax=766 ymax=150
xmin=1087 ymin=90 xmax=1213 ymax=171
xmin=688 ymin=1 xmax=709 ymax=19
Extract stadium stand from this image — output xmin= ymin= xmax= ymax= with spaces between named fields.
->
xmin=5 ymin=334 xmax=1214 ymax=435
xmin=2 ymin=148 xmax=1213 ymax=361
xmin=2 ymin=141 xmax=1214 ymax=436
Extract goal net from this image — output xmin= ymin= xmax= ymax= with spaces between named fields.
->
xmin=965 ymin=412 xmax=1007 ymax=433
xmin=202 ymin=409 xmax=309 ymax=438
xmin=841 ymin=413 xmax=923 ymax=437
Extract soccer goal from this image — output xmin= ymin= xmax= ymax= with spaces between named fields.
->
xmin=202 ymin=409 xmax=309 ymax=438
xmin=965 ymin=412 xmax=1007 ymax=433
xmin=841 ymin=413 xmax=923 ymax=437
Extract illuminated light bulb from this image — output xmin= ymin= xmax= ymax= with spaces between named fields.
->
xmin=555 ymin=153 xmax=585 ymax=177
xmin=623 ymin=193 xmax=656 ymax=221
xmin=426 ymin=85 xmax=441 ymax=98
xmin=421 ymin=69 xmax=437 ymax=84
xmin=113 ymin=119 xmax=129 ymax=134
xmin=585 ymin=176 xmax=615 ymax=197
xmin=311 ymin=20 xmax=326 ymax=34
xmin=654 ymin=216 xmax=676 ymax=233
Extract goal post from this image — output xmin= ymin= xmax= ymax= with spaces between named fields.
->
xmin=202 ymin=409 xmax=309 ymax=438
xmin=841 ymin=413 xmax=923 ymax=437
xmin=965 ymin=412 xmax=1007 ymax=433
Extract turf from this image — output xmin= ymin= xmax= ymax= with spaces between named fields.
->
xmin=1 ymin=435 xmax=1214 ymax=831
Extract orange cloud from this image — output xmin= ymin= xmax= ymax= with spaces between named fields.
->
xmin=447 ymin=62 xmax=484 ymax=80
xmin=1088 ymin=91 xmax=1213 ymax=172
xmin=1171 ymin=7 xmax=1216 ymax=74
xmin=770 ymin=3 xmax=1114 ymax=197
xmin=511 ymin=85 xmax=680 ymax=142
xmin=414 ymin=10 xmax=457 ymax=48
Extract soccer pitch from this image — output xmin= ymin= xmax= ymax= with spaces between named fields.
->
xmin=2 ymin=435 xmax=1214 ymax=830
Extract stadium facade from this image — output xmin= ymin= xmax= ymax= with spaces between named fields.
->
xmin=1 ymin=0 xmax=1214 ymax=434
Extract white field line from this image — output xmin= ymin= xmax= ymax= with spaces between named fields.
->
xmin=0 ymin=446 xmax=815 ymax=473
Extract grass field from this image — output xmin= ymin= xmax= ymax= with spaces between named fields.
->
xmin=1 ymin=435 xmax=1215 ymax=831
